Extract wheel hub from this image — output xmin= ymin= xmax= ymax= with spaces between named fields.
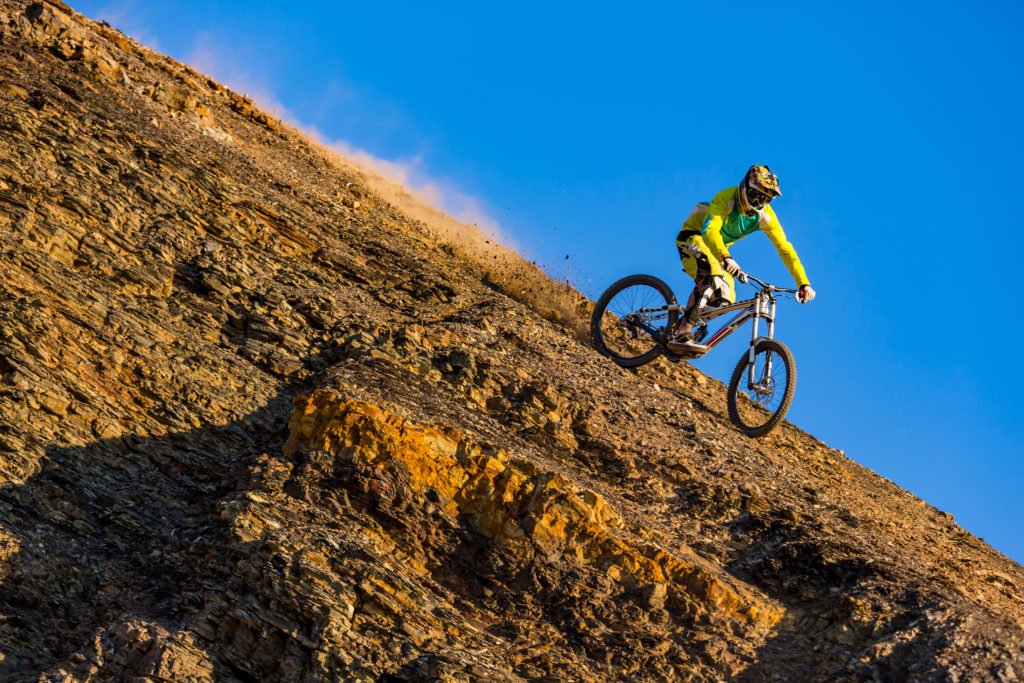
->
xmin=750 ymin=377 xmax=775 ymax=399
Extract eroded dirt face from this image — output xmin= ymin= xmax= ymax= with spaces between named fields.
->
xmin=0 ymin=1 xmax=1021 ymax=681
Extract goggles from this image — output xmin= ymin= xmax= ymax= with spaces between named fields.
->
xmin=745 ymin=186 xmax=772 ymax=210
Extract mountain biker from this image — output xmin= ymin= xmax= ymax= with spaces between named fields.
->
xmin=668 ymin=165 xmax=815 ymax=353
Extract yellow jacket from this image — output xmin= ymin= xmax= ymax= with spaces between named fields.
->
xmin=679 ymin=186 xmax=809 ymax=286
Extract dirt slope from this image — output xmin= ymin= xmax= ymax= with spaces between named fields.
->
xmin=0 ymin=2 xmax=1020 ymax=681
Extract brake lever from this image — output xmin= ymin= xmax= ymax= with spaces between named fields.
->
xmin=737 ymin=272 xmax=749 ymax=285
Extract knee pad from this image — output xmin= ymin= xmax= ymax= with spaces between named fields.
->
xmin=699 ymin=276 xmax=732 ymax=307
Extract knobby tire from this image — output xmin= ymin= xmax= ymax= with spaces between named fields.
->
xmin=591 ymin=274 xmax=677 ymax=368
xmin=727 ymin=339 xmax=796 ymax=437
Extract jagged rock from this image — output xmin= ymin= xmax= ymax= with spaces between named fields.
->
xmin=0 ymin=0 xmax=1019 ymax=681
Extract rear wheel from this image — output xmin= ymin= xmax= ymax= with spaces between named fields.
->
xmin=591 ymin=274 xmax=677 ymax=368
xmin=727 ymin=339 xmax=796 ymax=437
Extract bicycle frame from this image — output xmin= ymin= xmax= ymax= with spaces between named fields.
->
xmin=686 ymin=289 xmax=775 ymax=353
xmin=621 ymin=275 xmax=794 ymax=363
xmin=665 ymin=274 xmax=797 ymax=372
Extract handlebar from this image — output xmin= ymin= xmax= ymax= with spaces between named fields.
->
xmin=737 ymin=272 xmax=801 ymax=296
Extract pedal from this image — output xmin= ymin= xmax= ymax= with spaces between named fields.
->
xmin=666 ymin=339 xmax=708 ymax=355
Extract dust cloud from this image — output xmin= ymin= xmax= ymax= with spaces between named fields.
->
xmin=179 ymin=42 xmax=588 ymax=336
xmin=302 ymin=132 xmax=593 ymax=340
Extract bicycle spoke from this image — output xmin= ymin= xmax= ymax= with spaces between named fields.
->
xmin=597 ymin=282 xmax=670 ymax=361
xmin=735 ymin=349 xmax=789 ymax=430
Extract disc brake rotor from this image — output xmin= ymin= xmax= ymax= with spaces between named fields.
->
xmin=751 ymin=377 xmax=776 ymax=402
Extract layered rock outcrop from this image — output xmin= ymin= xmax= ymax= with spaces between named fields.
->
xmin=0 ymin=1 xmax=1021 ymax=680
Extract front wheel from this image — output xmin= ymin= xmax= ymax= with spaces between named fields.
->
xmin=727 ymin=339 xmax=796 ymax=437
xmin=591 ymin=274 xmax=677 ymax=368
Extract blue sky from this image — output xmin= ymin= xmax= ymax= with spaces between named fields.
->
xmin=74 ymin=1 xmax=1024 ymax=563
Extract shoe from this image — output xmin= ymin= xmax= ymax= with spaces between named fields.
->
xmin=666 ymin=334 xmax=708 ymax=354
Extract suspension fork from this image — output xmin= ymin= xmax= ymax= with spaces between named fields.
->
xmin=746 ymin=294 xmax=760 ymax=387
xmin=746 ymin=292 xmax=776 ymax=388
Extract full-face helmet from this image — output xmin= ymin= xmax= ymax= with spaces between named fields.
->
xmin=738 ymin=165 xmax=782 ymax=213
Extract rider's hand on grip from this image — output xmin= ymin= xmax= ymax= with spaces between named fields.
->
xmin=722 ymin=257 xmax=742 ymax=277
xmin=798 ymin=284 xmax=815 ymax=303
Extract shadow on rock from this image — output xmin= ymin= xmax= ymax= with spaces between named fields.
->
xmin=0 ymin=364 xmax=321 ymax=680
xmin=726 ymin=512 xmax=945 ymax=682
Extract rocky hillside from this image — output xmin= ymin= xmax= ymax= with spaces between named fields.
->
xmin=0 ymin=2 xmax=1021 ymax=681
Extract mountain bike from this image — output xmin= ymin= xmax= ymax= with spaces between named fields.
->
xmin=590 ymin=272 xmax=802 ymax=437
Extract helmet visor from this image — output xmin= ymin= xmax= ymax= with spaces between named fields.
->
xmin=745 ymin=186 xmax=772 ymax=210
